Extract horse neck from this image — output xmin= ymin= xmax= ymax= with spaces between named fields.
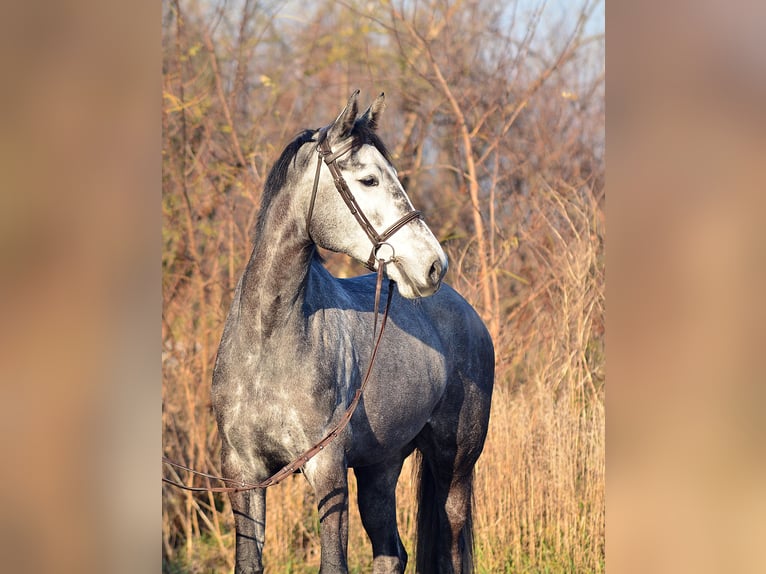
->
xmin=239 ymin=186 xmax=313 ymax=341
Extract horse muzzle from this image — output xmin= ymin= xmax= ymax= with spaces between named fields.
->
xmin=386 ymin=250 xmax=448 ymax=299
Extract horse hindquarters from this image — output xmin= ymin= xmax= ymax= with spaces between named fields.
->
xmin=413 ymin=354 xmax=492 ymax=573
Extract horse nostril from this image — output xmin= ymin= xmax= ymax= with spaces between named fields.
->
xmin=429 ymin=259 xmax=444 ymax=286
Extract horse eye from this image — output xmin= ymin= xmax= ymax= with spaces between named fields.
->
xmin=359 ymin=176 xmax=378 ymax=187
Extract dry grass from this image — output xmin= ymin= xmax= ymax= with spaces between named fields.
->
xmin=448 ymin=178 xmax=604 ymax=573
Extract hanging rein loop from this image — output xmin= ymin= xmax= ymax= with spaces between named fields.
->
xmin=307 ymin=129 xmax=423 ymax=270
xmin=162 ymin=262 xmax=395 ymax=493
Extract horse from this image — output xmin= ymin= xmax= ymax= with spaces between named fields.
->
xmin=211 ymin=91 xmax=494 ymax=573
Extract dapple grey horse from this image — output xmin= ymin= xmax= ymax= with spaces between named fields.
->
xmin=212 ymin=91 xmax=494 ymax=573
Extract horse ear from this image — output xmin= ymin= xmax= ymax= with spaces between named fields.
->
xmin=361 ymin=92 xmax=385 ymax=131
xmin=327 ymin=90 xmax=360 ymax=141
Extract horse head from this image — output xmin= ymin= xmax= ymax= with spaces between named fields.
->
xmin=307 ymin=91 xmax=448 ymax=298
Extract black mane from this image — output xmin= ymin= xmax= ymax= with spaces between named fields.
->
xmin=348 ymin=118 xmax=392 ymax=163
xmin=262 ymin=129 xmax=318 ymax=203
xmin=253 ymin=129 xmax=317 ymax=240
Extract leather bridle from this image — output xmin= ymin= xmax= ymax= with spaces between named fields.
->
xmin=307 ymin=127 xmax=423 ymax=270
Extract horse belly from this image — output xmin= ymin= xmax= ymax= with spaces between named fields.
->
xmin=346 ymin=354 xmax=446 ymax=466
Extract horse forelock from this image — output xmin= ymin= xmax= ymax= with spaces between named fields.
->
xmin=350 ymin=120 xmax=392 ymax=164
xmin=316 ymin=117 xmax=392 ymax=165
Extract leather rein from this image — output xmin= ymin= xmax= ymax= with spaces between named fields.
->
xmin=163 ymin=130 xmax=422 ymax=493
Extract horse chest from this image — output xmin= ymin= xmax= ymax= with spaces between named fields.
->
xmin=215 ymin=349 xmax=331 ymax=471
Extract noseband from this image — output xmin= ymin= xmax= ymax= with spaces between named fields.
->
xmin=306 ymin=129 xmax=423 ymax=270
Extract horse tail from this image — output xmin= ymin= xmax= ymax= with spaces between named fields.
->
xmin=415 ymin=449 xmax=439 ymax=574
xmin=414 ymin=450 xmax=475 ymax=573
xmin=456 ymin=477 xmax=475 ymax=574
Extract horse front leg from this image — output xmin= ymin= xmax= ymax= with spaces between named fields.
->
xmin=304 ymin=447 xmax=350 ymax=573
xmin=228 ymin=487 xmax=266 ymax=574
xmin=222 ymin=448 xmax=267 ymax=574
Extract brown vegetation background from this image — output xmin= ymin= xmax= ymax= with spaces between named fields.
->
xmin=5 ymin=1 xmax=766 ymax=573
xmin=161 ymin=0 xmax=604 ymax=571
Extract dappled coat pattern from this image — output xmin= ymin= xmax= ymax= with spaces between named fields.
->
xmin=212 ymin=92 xmax=494 ymax=573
